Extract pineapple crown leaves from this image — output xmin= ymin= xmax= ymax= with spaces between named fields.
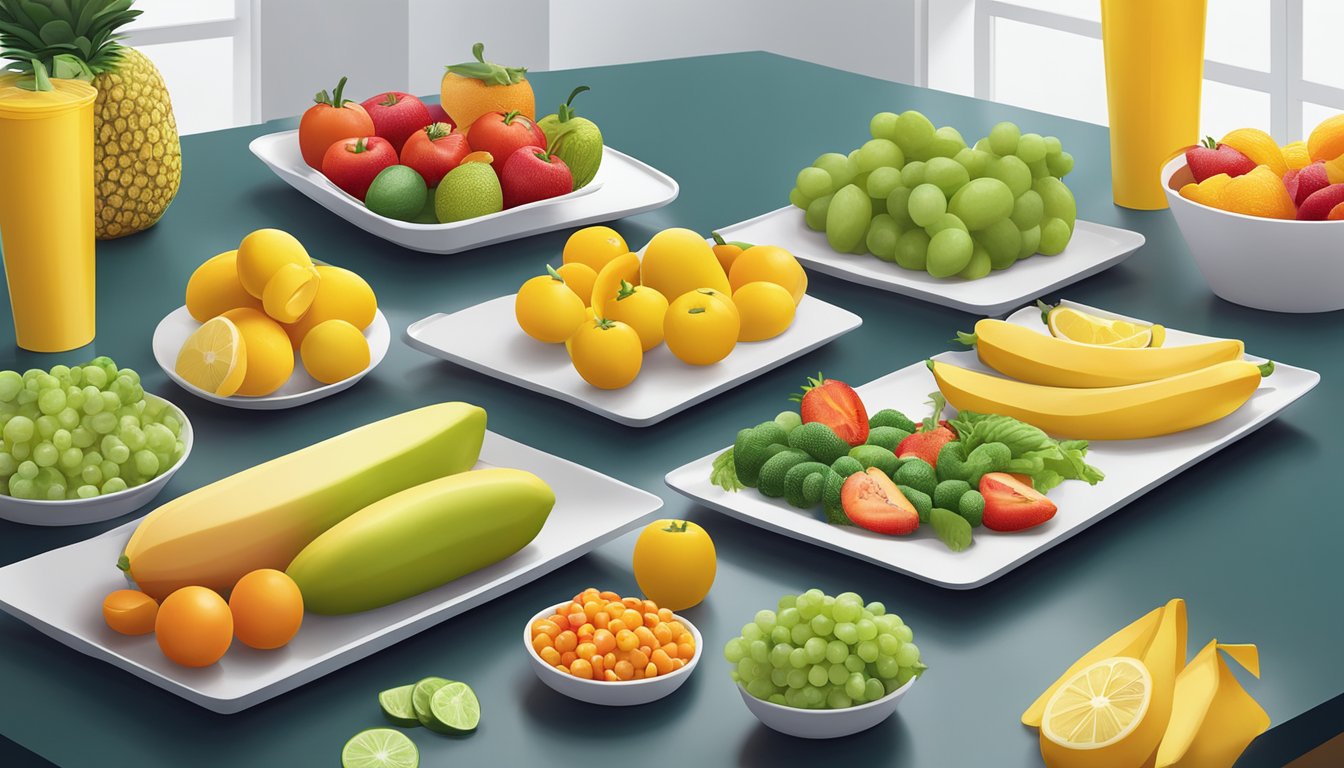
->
xmin=0 ymin=0 xmax=140 ymax=77
xmin=445 ymin=42 xmax=528 ymax=86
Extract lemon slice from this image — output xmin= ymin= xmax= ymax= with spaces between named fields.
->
xmin=175 ymin=316 xmax=248 ymax=396
xmin=1046 ymin=306 xmax=1163 ymax=348
xmin=1040 ymin=657 xmax=1151 ymax=768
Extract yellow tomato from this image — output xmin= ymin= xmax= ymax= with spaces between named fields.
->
xmin=729 ymin=245 xmax=808 ymax=305
xmin=632 ymin=519 xmax=716 ymax=611
xmin=563 ymin=226 xmax=629 ymax=273
xmin=569 ymin=317 xmax=643 ymax=388
xmin=565 ymin=306 xmax=596 ymax=355
xmin=604 ymin=281 xmax=668 ymax=351
xmin=733 ymin=281 xmax=796 ymax=341
xmin=556 ymin=262 xmax=597 ymax=308
xmin=711 ymin=232 xmax=745 ymax=275
xmin=664 ymin=289 xmax=740 ymax=365
xmin=516 ymin=266 xmax=586 ymax=343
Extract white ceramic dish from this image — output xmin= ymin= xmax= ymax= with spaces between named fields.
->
xmin=665 ymin=300 xmax=1319 ymax=589
xmin=736 ymin=677 xmax=916 ymax=739
xmin=405 ymin=294 xmax=861 ymax=427
xmin=0 ymin=394 xmax=193 ymax=527
xmin=249 ymin=130 xmax=678 ymax=254
xmin=0 ymin=431 xmax=663 ymax=713
xmin=1162 ymin=155 xmax=1344 ymax=313
xmin=151 ymin=305 xmax=390 ymax=410
xmin=524 ymin=602 xmax=701 ymax=706
xmin=715 ymin=206 xmax=1146 ymax=316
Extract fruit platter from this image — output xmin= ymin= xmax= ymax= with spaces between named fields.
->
xmin=717 ymin=110 xmax=1146 ymax=315
xmin=666 ymin=301 xmax=1318 ymax=588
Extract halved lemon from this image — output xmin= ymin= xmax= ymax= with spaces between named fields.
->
xmin=1045 ymin=305 xmax=1163 ymax=348
xmin=1040 ymin=656 xmax=1152 ymax=768
xmin=175 ymin=316 xmax=248 ymax=396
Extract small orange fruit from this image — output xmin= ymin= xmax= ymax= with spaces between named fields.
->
xmin=1328 ymin=201 xmax=1344 ymax=221
xmin=102 ymin=589 xmax=159 ymax=635
xmin=1307 ymin=113 xmax=1344 ymax=163
xmin=1178 ymin=173 xmax=1233 ymax=207
xmin=229 ymin=569 xmax=304 ymax=650
xmin=555 ymin=262 xmax=597 ymax=307
xmin=155 ymin=586 xmax=233 ymax=667
xmin=1220 ymin=128 xmax=1288 ymax=177
xmin=1281 ymin=141 xmax=1311 ymax=171
xmin=1217 ymin=165 xmax=1297 ymax=219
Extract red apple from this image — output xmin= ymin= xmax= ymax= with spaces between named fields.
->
xmin=321 ymin=136 xmax=398 ymax=200
xmin=360 ymin=91 xmax=432 ymax=153
xmin=500 ymin=145 xmax=573 ymax=208
xmin=467 ymin=110 xmax=544 ymax=175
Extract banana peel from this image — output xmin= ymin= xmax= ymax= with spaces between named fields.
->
xmin=1155 ymin=641 xmax=1269 ymax=768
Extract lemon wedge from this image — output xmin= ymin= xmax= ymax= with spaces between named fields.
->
xmin=1040 ymin=656 xmax=1153 ymax=768
xmin=1045 ymin=304 xmax=1163 ymax=348
xmin=175 ymin=316 xmax=248 ymax=397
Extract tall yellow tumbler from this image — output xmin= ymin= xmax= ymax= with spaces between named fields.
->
xmin=1101 ymin=0 xmax=1208 ymax=210
xmin=0 ymin=70 xmax=97 ymax=352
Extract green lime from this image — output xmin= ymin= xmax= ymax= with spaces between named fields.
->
xmin=428 ymin=681 xmax=480 ymax=734
xmin=365 ymin=165 xmax=427 ymax=222
xmin=378 ymin=684 xmax=420 ymax=728
xmin=410 ymin=676 xmax=451 ymax=729
xmin=434 ymin=162 xmax=502 ymax=223
xmin=341 ymin=728 xmax=418 ymax=768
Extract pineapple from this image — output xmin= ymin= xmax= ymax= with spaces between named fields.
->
xmin=0 ymin=0 xmax=181 ymax=239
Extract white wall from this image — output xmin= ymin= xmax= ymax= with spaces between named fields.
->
xmin=407 ymin=0 xmax=550 ymax=98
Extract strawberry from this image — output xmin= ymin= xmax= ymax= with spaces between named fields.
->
xmin=1185 ymin=136 xmax=1256 ymax=183
xmin=1284 ymin=162 xmax=1331 ymax=207
xmin=980 ymin=472 xmax=1057 ymax=532
xmin=500 ymin=146 xmax=574 ymax=209
xmin=791 ymin=373 xmax=869 ymax=446
xmin=321 ymin=136 xmax=398 ymax=200
xmin=841 ymin=468 xmax=920 ymax=535
xmin=1297 ymin=183 xmax=1344 ymax=220
xmin=360 ymin=91 xmax=432 ymax=154
xmin=400 ymin=122 xmax=470 ymax=186
xmin=895 ymin=391 xmax=955 ymax=465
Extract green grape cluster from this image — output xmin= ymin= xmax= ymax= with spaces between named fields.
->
xmin=0 ymin=357 xmax=186 ymax=501
xmin=725 ymin=589 xmax=926 ymax=709
xmin=789 ymin=111 xmax=1078 ymax=280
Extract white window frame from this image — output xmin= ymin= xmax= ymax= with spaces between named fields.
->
xmin=971 ymin=0 xmax=1344 ymax=141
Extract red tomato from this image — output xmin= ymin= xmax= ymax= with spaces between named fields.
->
xmin=400 ymin=122 xmax=471 ymax=186
xmin=467 ymin=110 xmax=544 ymax=174
xmin=321 ymin=136 xmax=398 ymax=200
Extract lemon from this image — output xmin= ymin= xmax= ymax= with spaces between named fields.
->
xmin=282 ymin=265 xmax=378 ymax=347
xmin=175 ymin=316 xmax=247 ymax=396
xmin=733 ymin=281 xmax=796 ymax=341
xmin=1046 ymin=306 xmax=1161 ymax=348
xmin=261 ymin=262 xmax=321 ymax=324
xmin=562 ymin=225 xmax=628 ymax=273
xmin=222 ymin=307 xmax=295 ymax=397
xmin=236 ymin=229 xmax=313 ymax=299
xmin=300 ymin=320 xmax=371 ymax=384
xmin=1040 ymin=657 xmax=1153 ymax=768
xmin=184 ymin=250 xmax=262 ymax=323
xmin=728 ymin=245 xmax=808 ymax=305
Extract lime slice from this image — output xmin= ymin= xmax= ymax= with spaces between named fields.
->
xmin=428 ymin=681 xmax=481 ymax=734
xmin=341 ymin=728 xmax=418 ymax=768
xmin=411 ymin=677 xmax=451 ymax=729
xmin=378 ymin=684 xmax=420 ymax=728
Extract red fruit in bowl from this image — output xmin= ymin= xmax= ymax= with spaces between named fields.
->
xmin=840 ymin=468 xmax=920 ymax=535
xmin=360 ymin=91 xmax=432 ymax=153
xmin=1284 ymin=162 xmax=1332 ymax=207
xmin=321 ymin=136 xmax=398 ymax=200
xmin=468 ymin=110 xmax=544 ymax=174
xmin=400 ymin=122 xmax=470 ymax=186
xmin=425 ymin=103 xmax=453 ymax=130
xmin=500 ymin=146 xmax=573 ymax=208
xmin=792 ymin=374 xmax=869 ymax=446
xmin=980 ymin=472 xmax=1057 ymax=532
xmin=1185 ymin=136 xmax=1256 ymax=183
xmin=1297 ymin=183 xmax=1344 ymax=220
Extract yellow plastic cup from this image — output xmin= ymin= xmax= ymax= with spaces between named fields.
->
xmin=1101 ymin=0 xmax=1207 ymax=210
xmin=0 ymin=73 xmax=98 ymax=352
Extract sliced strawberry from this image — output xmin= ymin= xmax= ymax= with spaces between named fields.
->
xmin=896 ymin=426 xmax=955 ymax=466
xmin=792 ymin=373 xmax=869 ymax=446
xmin=841 ymin=468 xmax=920 ymax=535
xmin=980 ymin=472 xmax=1057 ymax=532
xmin=1185 ymin=136 xmax=1256 ymax=183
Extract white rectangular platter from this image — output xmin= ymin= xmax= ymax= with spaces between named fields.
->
xmin=405 ymin=295 xmax=862 ymax=427
xmin=0 ymin=431 xmax=663 ymax=713
xmin=717 ymin=207 xmax=1146 ymax=316
xmin=665 ymin=301 xmax=1319 ymax=589
xmin=249 ymin=129 xmax=678 ymax=254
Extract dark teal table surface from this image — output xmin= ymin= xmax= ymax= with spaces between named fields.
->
xmin=1 ymin=53 xmax=1340 ymax=767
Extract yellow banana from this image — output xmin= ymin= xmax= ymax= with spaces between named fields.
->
xmin=929 ymin=359 xmax=1271 ymax=440
xmin=958 ymin=319 xmax=1245 ymax=388
xmin=1156 ymin=641 xmax=1269 ymax=768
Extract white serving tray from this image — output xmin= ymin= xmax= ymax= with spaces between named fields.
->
xmin=0 ymin=431 xmax=663 ymax=713
xmin=249 ymin=130 xmax=678 ymax=254
xmin=405 ymin=295 xmax=862 ymax=427
xmin=665 ymin=301 xmax=1319 ymax=589
xmin=716 ymin=207 xmax=1146 ymax=316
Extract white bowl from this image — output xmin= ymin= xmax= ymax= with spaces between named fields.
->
xmin=524 ymin=602 xmax=701 ymax=706
xmin=736 ymin=676 xmax=916 ymax=739
xmin=0 ymin=393 xmax=193 ymax=526
xmin=1162 ymin=155 xmax=1344 ymax=313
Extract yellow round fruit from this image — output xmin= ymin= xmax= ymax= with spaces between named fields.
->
xmin=261 ymin=262 xmax=321 ymax=324
xmin=236 ymin=229 xmax=313 ymax=299
xmin=221 ymin=307 xmax=295 ymax=397
xmin=632 ymin=519 xmax=716 ymax=611
xmin=733 ymin=281 xmax=796 ymax=341
xmin=516 ymin=267 xmax=586 ymax=343
xmin=640 ymin=228 xmax=730 ymax=303
xmin=568 ymin=317 xmax=642 ymax=389
xmin=590 ymin=252 xmax=641 ymax=316
xmin=300 ymin=320 xmax=371 ymax=384
xmin=185 ymin=250 xmax=263 ymax=323
xmin=555 ymin=262 xmax=597 ymax=308
xmin=175 ymin=316 xmax=248 ymax=397
xmin=729 ymin=245 xmax=807 ymax=305
xmin=664 ymin=289 xmax=739 ymax=365
xmin=282 ymin=265 xmax=378 ymax=347
xmin=604 ymin=281 xmax=668 ymax=351
xmin=563 ymin=225 xmax=629 ymax=273
xmin=1039 ymin=656 xmax=1155 ymax=768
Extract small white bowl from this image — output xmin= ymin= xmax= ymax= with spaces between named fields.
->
xmin=1162 ymin=155 xmax=1344 ymax=313
xmin=524 ymin=602 xmax=702 ymax=706
xmin=0 ymin=393 xmax=194 ymax=526
xmin=736 ymin=676 xmax=917 ymax=739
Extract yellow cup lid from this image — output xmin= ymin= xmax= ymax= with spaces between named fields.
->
xmin=0 ymin=73 xmax=97 ymax=119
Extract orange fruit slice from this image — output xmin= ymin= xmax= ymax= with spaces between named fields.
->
xmin=1220 ymin=128 xmax=1288 ymax=177
xmin=1179 ymin=173 xmax=1233 ymax=208
xmin=1218 ymin=165 xmax=1297 ymax=219
xmin=175 ymin=316 xmax=248 ymax=396
xmin=1329 ymin=201 xmax=1344 ymax=221
xmin=1307 ymin=113 xmax=1344 ymax=163
xmin=1281 ymin=141 xmax=1311 ymax=171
